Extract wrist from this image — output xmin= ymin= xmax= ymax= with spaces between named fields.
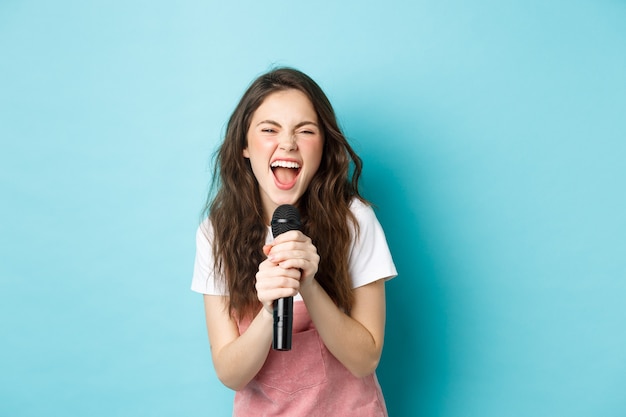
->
xmin=260 ymin=305 xmax=274 ymax=321
xmin=298 ymin=276 xmax=319 ymax=299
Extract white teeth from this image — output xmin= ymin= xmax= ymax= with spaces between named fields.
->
xmin=271 ymin=160 xmax=300 ymax=169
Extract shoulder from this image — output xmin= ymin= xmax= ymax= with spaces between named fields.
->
xmin=192 ymin=218 xmax=228 ymax=295
xmin=196 ymin=218 xmax=214 ymax=243
xmin=349 ymin=197 xmax=370 ymax=213
xmin=346 ymin=198 xmax=398 ymax=287
xmin=348 ymin=198 xmax=378 ymax=227
xmin=347 ymin=197 xmax=385 ymax=239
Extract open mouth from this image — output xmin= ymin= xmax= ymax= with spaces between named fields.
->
xmin=271 ymin=160 xmax=301 ymax=187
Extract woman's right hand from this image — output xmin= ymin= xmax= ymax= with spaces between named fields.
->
xmin=255 ymin=244 xmax=301 ymax=313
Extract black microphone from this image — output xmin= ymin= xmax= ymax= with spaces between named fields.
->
xmin=270 ymin=204 xmax=301 ymax=351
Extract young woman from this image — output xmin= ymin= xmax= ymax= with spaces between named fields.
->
xmin=192 ymin=67 xmax=397 ymax=416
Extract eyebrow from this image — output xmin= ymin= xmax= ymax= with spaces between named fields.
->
xmin=256 ymin=120 xmax=319 ymax=128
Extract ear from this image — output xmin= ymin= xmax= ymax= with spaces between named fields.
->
xmin=243 ymin=148 xmax=250 ymax=158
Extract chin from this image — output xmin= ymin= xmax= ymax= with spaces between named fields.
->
xmin=272 ymin=191 xmax=303 ymax=207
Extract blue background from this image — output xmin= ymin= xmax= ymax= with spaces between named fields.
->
xmin=1 ymin=1 xmax=625 ymax=416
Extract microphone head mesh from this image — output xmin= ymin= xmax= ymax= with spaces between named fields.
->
xmin=271 ymin=205 xmax=302 ymax=237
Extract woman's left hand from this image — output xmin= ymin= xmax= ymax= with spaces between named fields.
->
xmin=263 ymin=230 xmax=320 ymax=288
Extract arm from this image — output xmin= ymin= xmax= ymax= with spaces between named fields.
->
xmin=203 ymin=251 xmax=302 ymax=391
xmin=300 ymin=278 xmax=386 ymax=377
xmin=266 ymin=230 xmax=387 ymax=377
xmin=203 ymin=295 xmax=273 ymax=391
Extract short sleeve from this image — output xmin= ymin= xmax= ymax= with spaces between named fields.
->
xmin=348 ymin=200 xmax=398 ymax=289
xmin=191 ymin=220 xmax=229 ymax=295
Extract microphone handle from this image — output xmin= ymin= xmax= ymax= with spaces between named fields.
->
xmin=273 ymin=296 xmax=293 ymax=350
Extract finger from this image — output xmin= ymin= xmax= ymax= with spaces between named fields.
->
xmin=257 ymin=286 xmax=299 ymax=302
xmin=255 ymin=266 xmax=302 ymax=287
xmin=258 ymin=257 xmax=278 ymax=271
xmin=268 ymin=238 xmax=316 ymax=255
xmin=272 ymin=230 xmax=308 ymax=244
xmin=278 ymin=263 xmax=317 ymax=283
xmin=255 ymin=273 xmax=300 ymax=302
xmin=269 ymin=247 xmax=319 ymax=265
xmin=268 ymin=248 xmax=304 ymax=263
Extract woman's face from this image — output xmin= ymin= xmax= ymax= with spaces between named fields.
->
xmin=244 ymin=89 xmax=324 ymax=222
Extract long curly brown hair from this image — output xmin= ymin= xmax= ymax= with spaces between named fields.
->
xmin=203 ymin=67 xmax=366 ymax=320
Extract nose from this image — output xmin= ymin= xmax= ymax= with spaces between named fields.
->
xmin=278 ymin=134 xmax=297 ymax=151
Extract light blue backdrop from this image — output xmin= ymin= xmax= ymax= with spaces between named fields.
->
xmin=1 ymin=1 xmax=625 ymax=416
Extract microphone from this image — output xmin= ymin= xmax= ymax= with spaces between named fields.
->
xmin=270 ymin=204 xmax=301 ymax=351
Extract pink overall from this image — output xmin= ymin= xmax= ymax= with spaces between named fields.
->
xmin=233 ymin=301 xmax=388 ymax=417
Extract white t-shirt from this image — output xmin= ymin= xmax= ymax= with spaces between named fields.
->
xmin=191 ymin=199 xmax=397 ymax=299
